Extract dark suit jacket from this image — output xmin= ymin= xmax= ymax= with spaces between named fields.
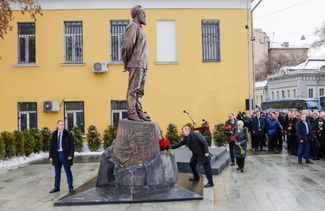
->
xmin=295 ymin=121 xmax=312 ymax=143
xmin=49 ymin=129 xmax=75 ymax=166
xmin=171 ymin=132 xmax=209 ymax=164
xmin=251 ymin=116 xmax=266 ymax=135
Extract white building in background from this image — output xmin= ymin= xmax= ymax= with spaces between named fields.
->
xmin=267 ymin=59 xmax=325 ymax=100
xmin=255 ymin=80 xmax=268 ymax=106
xmin=253 ymin=29 xmax=270 ymax=73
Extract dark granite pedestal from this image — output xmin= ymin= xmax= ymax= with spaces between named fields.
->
xmin=54 ymin=119 xmax=203 ymax=206
xmin=54 ymin=173 xmax=203 ymax=206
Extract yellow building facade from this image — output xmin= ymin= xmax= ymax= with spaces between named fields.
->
xmin=0 ymin=0 xmax=253 ymax=134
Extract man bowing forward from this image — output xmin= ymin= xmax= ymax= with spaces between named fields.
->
xmin=49 ymin=120 xmax=75 ymax=193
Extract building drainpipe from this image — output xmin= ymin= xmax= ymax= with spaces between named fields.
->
xmin=246 ymin=0 xmax=252 ymax=114
xmin=248 ymin=0 xmax=263 ymax=110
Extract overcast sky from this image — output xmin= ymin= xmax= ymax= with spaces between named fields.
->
xmin=252 ymin=0 xmax=325 ymax=47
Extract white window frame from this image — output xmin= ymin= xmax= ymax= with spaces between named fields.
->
xmin=111 ymin=109 xmax=127 ymax=126
xmin=18 ymin=111 xmax=37 ymax=131
xmin=64 ymin=102 xmax=84 ymax=133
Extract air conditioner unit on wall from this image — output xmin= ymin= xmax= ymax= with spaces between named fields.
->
xmin=43 ymin=101 xmax=60 ymax=112
xmin=92 ymin=62 xmax=108 ymax=73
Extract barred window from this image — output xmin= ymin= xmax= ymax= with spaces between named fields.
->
xmin=320 ymin=88 xmax=324 ymax=97
xmin=110 ymin=20 xmax=129 ymax=61
xmin=64 ymin=102 xmax=84 ymax=133
xmin=17 ymin=23 xmax=36 ymax=64
xmin=202 ymin=20 xmax=220 ymax=62
xmin=308 ymin=88 xmax=314 ymax=98
xmin=17 ymin=102 xmax=37 ymax=130
xmin=64 ymin=21 xmax=83 ymax=63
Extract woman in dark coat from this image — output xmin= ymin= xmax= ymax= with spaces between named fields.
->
xmin=233 ymin=120 xmax=248 ymax=173
xmin=224 ymin=113 xmax=237 ymax=166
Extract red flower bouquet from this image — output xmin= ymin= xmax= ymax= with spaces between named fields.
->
xmin=225 ymin=125 xmax=232 ymax=131
xmin=159 ymin=137 xmax=170 ymax=151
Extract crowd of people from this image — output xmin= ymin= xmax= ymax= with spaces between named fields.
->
xmin=224 ymin=110 xmax=325 ymax=169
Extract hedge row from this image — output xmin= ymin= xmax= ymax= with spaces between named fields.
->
xmin=0 ymin=123 xmax=228 ymax=158
xmin=0 ymin=127 xmax=52 ymax=160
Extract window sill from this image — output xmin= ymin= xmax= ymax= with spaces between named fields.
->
xmin=13 ymin=63 xmax=39 ymax=67
xmin=155 ymin=61 xmax=178 ymax=65
xmin=108 ymin=61 xmax=123 ymax=65
xmin=61 ymin=63 xmax=86 ymax=66
xmin=202 ymin=60 xmax=221 ymax=63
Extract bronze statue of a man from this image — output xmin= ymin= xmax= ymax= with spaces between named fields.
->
xmin=122 ymin=5 xmax=150 ymax=122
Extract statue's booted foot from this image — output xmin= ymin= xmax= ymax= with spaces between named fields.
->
xmin=128 ymin=115 xmax=144 ymax=122
xmin=138 ymin=112 xmax=151 ymax=122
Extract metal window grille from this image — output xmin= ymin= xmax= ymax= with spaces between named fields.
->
xmin=202 ymin=20 xmax=220 ymax=62
xmin=17 ymin=23 xmax=36 ymax=63
xmin=64 ymin=21 xmax=83 ymax=63
xmin=110 ymin=20 xmax=129 ymax=61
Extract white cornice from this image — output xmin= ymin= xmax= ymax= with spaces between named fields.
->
xmin=11 ymin=0 xmax=251 ymax=10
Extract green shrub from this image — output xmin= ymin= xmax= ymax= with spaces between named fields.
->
xmin=103 ymin=125 xmax=117 ymax=149
xmin=200 ymin=120 xmax=212 ymax=146
xmin=23 ymin=130 xmax=35 ymax=156
xmin=29 ymin=128 xmax=43 ymax=153
xmin=213 ymin=123 xmax=227 ymax=147
xmin=40 ymin=127 xmax=52 ymax=152
xmin=13 ymin=130 xmax=25 ymax=156
xmin=0 ymin=135 xmax=4 ymax=160
xmin=1 ymin=131 xmax=16 ymax=158
xmin=165 ymin=124 xmax=181 ymax=145
xmin=72 ymin=126 xmax=83 ymax=152
xmin=87 ymin=125 xmax=101 ymax=151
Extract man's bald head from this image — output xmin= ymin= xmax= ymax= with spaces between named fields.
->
xmin=182 ymin=126 xmax=191 ymax=137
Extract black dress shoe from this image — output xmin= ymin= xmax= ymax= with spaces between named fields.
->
xmin=69 ymin=188 xmax=74 ymax=193
xmin=204 ymin=183 xmax=214 ymax=188
xmin=236 ymin=167 xmax=241 ymax=171
xmin=189 ymin=178 xmax=199 ymax=182
xmin=298 ymin=161 xmax=303 ymax=164
xmin=306 ymin=160 xmax=313 ymax=164
xmin=49 ymin=188 xmax=60 ymax=193
xmin=240 ymin=169 xmax=244 ymax=173
xmin=230 ymin=162 xmax=235 ymax=166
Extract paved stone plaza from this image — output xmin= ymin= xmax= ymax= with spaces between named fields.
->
xmin=0 ymin=153 xmax=325 ymax=211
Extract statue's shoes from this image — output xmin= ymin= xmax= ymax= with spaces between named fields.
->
xmin=138 ymin=113 xmax=151 ymax=122
xmin=128 ymin=116 xmax=144 ymax=122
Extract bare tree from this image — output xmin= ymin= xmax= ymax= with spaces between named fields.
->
xmin=255 ymin=54 xmax=301 ymax=81
xmin=312 ymin=22 xmax=325 ymax=48
xmin=0 ymin=0 xmax=42 ymax=40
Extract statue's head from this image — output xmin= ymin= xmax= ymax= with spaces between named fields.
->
xmin=131 ymin=5 xmax=146 ymax=25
